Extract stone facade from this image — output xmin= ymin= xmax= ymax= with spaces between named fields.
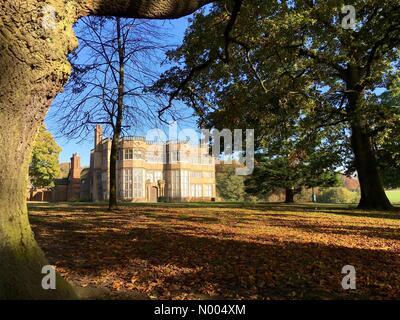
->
xmin=89 ymin=125 xmax=216 ymax=202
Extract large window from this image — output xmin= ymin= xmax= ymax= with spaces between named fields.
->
xmin=170 ymin=170 xmax=180 ymax=197
xmin=169 ymin=150 xmax=178 ymax=163
xmin=124 ymin=149 xmax=144 ymax=160
xmin=123 ymin=169 xmax=133 ymax=198
xmin=191 ymin=171 xmax=202 ymax=178
xmin=191 ymin=184 xmax=203 ymax=197
xmin=133 ymin=169 xmax=144 ymax=198
xmin=203 ymin=172 xmax=214 ymax=178
xmin=181 ymin=170 xmax=190 ymax=197
xmin=124 ymin=149 xmax=133 ymax=160
xmin=133 ymin=149 xmax=144 ymax=160
xmin=204 ymin=184 xmax=213 ymax=197
xmin=146 ymin=148 xmax=166 ymax=163
xmin=146 ymin=171 xmax=163 ymax=183
xmin=123 ymin=168 xmax=144 ymax=198
xmin=170 ymin=170 xmax=190 ymax=197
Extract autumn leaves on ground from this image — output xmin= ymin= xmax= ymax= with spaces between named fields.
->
xmin=28 ymin=203 xmax=400 ymax=300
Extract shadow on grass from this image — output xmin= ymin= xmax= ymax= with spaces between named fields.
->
xmin=28 ymin=201 xmax=400 ymax=221
xmin=29 ymin=206 xmax=400 ymax=299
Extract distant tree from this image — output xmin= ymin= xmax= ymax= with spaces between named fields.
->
xmin=29 ymin=126 xmax=61 ymax=189
xmin=246 ymin=152 xmax=340 ymax=204
xmin=58 ymin=163 xmax=70 ymax=179
xmin=339 ymin=175 xmax=360 ymax=191
xmin=318 ymin=187 xmax=360 ymax=204
xmin=216 ymin=162 xmax=246 ymax=201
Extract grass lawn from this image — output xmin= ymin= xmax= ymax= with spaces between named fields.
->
xmin=386 ymin=189 xmax=400 ymax=204
xmin=28 ymin=202 xmax=400 ymax=300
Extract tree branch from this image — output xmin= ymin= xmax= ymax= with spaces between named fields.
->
xmin=158 ymin=0 xmax=244 ymax=119
xmin=81 ymin=0 xmax=215 ymax=19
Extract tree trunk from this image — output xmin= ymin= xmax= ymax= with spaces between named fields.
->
xmin=0 ymin=151 xmax=76 ymax=298
xmin=108 ymin=17 xmax=125 ymax=211
xmin=346 ymin=67 xmax=393 ymax=210
xmin=0 ymin=0 xmax=80 ymax=299
xmin=350 ymin=120 xmax=393 ymax=210
xmin=0 ymin=121 xmax=76 ymax=298
xmin=285 ymin=188 xmax=295 ymax=203
xmin=0 ymin=0 xmax=212 ymax=299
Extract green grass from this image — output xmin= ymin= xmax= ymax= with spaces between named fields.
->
xmin=386 ymin=189 xmax=400 ymax=204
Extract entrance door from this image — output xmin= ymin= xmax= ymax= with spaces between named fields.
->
xmin=150 ymin=186 xmax=158 ymax=202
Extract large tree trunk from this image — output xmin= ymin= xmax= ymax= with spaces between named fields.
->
xmin=350 ymin=120 xmax=393 ymax=210
xmin=0 ymin=0 xmax=212 ymax=299
xmin=109 ymin=18 xmax=125 ymax=211
xmin=0 ymin=1 xmax=79 ymax=299
xmin=0 ymin=133 xmax=76 ymax=298
xmin=109 ymin=134 xmax=120 ymax=210
xmin=284 ymin=188 xmax=295 ymax=203
xmin=346 ymin=67 xmax=393 ymax=210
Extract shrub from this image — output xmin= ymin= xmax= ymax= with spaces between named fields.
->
xmin=245 ymin=195 xmax=259 ymax=204
xmin=294 ymin=188 xmax=317 ymax=202
xmin=318 ymin=187 xmax=360 ymax=204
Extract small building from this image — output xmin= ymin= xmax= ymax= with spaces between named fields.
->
xmin=88 ymin=125 xmax=216 ymax=202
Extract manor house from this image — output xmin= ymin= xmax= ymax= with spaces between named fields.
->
xmin=89 ymin=125 xmax=216 ymax=202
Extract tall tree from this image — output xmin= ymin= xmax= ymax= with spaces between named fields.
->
xmin=0 ymin=0 xmax=213 ymax=300
xmin=29 ymin=125 xmax=61 ymax=189
xmin=216 ymin=162 xmax=246 ymax=201
xmin=246 ymin=155 xmax=340 ymax=204
xmin=54 ymin=16 xmax=167 ymax=210
xmin=153 ymin=0 xmax=400 ymax=210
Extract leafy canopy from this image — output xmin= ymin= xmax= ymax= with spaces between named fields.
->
xmin=29 ymin=125 xmax=61 ymax=189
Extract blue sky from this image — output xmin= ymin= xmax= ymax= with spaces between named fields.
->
xmin=45 ymin=16 xmax=197 ymax=167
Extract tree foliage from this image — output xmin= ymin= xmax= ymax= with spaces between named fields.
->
xmin=153 ymin=0 xmax=400 ymax=209
xmin=246 ymin=155 xmax=340 ymax=203
xmin=216 ymin=162 xmax=246 ymax=201
xmin=53 ymin=17 xmax=169 ymax=209
xmin=374 ymin=84 xmax=400 ymax=189
xmin=29 ymin=125 xmax=61 ymax=189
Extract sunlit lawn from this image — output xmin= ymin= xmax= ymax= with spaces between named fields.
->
xmin=28 ymin=202 xmax=400 ymax=300
xmin=386 ymin=189 xmax=400 ymax=204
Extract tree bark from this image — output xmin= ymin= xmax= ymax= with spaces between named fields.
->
xmin=285 ymin=188 xmax=295 ymax=203
xmin=0 ymin=0 xmax=212 ymax=299
xmin=109 ymin=17 xmax=125 ymax=211
xmin=345 ymin=67 xmax=393 ymax=210
xmin=0 ymin=118 xmax=77 ymax=298
xmin=82 ymin=0 xmax=214 ymax=19
xmin=350 ymin=120 xmax=393 ymax=210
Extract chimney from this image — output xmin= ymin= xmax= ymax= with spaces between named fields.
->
xmin=95 ymin=124 xmax=103 ymax=147
xmin=70 ymin=153 xmax=81 ymax=179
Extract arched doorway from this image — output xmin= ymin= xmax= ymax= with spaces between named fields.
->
xmin=150 ymin=186 xmax=158 ymax=203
